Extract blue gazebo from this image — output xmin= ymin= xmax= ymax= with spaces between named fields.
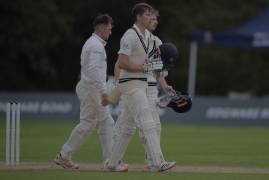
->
xmin=188 ymin=6 xmax=269 ymax=96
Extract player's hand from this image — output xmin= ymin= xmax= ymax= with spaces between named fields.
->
xmin=108 ymin=86 xmax=121 ymax=104
xmin=142 ymin=58 xmax=163 ymax=73
xmin=141 ymin=62 xmax=152 ymax=73
xmin=101 ymin=93 xmax=109 ymax=106
xmin=165 ymin=86 xmax=176 ymax=94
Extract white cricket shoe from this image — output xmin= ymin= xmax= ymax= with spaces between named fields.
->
xmin=54 ymin=153 xmax=79 ymax=169
xmin=103 ymin=160 xmax=128 ymax=172
xmin=150 ymin=161 xmax=176 ymax=172
xmin=118 ymin=160 xmax=128 ymax=168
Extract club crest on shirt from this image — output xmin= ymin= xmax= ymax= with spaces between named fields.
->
xmin=122 ymin=43 xmax=130 ymax=51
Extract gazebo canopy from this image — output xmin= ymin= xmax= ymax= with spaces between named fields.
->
xmin=188 ymin=6 xmax=269 ymax=96
xmin=192 ymin=6 xmax=269 ymax=47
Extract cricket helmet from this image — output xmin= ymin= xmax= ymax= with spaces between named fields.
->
xmin=159 ymin=43 xmax=179 ymax=69
xmin=167 ymin=91 xmax=192 ymax=113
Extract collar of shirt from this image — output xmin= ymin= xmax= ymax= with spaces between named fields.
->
xmin=133 ymin=24 xmax=150 ymax=41
xmin=92 ymin=33 xmax=107 ymax=46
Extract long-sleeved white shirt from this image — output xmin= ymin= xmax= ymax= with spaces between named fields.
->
xmin=80 ymin=33 xmax=107 ymax=94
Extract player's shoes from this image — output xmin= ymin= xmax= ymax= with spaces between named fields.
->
xmin=150 ymin=161 xmax=176 ymax=172
xmin=118 ymin=160 xmax=128 ymax=168
xmin=54 ymin=153 xmax=79 ymax=169
xmin=103 ymin=159 xmax=128 ymax=172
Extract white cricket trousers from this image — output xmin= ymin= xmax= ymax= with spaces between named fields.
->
xmin=109 ymin=81 xmax=164 ymax=167
xmin=61 ymin=80 xmax=114 ymax=163
xmin=145 ymin=85 xmax=161 ymax=137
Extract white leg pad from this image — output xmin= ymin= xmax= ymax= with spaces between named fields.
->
xmin=127 ymin=89 xmax=164 ymax=166
xmin=108 ymin=107 xmax=136 ymax=166
xmin=139 ymin=119 xmax=163 ymax=166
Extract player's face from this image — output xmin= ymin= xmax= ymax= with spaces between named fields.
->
xmin=148 ymin=14 xmax=158 ymax=32
xmin=140 ymin=10 xmax=152 ymax=29
xmin=101 ymin=24 xmax=112 ymax=40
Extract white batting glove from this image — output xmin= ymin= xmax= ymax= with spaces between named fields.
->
xmin=157 ymin=89 xmax=177 ymax=108
xmin=142 ymin=57 xmax=163 ymax=73
xmin=150 ymin=56 xmax=163 ymax=70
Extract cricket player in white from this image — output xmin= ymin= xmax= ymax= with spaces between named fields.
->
xmin=105 ymin=3 xmax=176 ymax=172
xmin=112 ymin=9 xmax=175 ymax=170
xmin=139 ymin=10 xmax=175 ymax=169
xmin=54 ymin=14 xmax=114 ymax=169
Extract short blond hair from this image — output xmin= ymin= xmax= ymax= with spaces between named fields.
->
xmin=132 ymin=3 xmax=153 ymax=21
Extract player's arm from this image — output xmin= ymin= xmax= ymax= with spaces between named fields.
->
xmin=158 ymin=76 xmax=169 ymax=90
xmin=108 ymin=61 xmax=121 ymax=105
xmin=86 ymin=46 xmax=109 ymax=106
xmin=117 ymin=54 xmax=143 ymax=72
xmin=117 ymin=31 xmax=144 ymax=72
xmin=158 ymin=74 xmax=175 ymax=93
xmin=114 ymin=60 xmax=121 ymax=80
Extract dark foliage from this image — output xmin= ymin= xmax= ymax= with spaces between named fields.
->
xmin=1 ymin=0 xmax=268 ymax=96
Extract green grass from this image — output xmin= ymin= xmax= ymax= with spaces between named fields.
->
xmin=1 ymin=171 xmax=269 ymax=180
xmin=162 ymin=125 xmax=269 ymax=166
xmin=1 ymin=121 xmax=268 ymax=166
xmin=1 ymin=120 xmax=269 ymax=180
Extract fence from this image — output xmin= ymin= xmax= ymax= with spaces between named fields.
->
xmin=0 ymin=92 xmax=269 ymax=125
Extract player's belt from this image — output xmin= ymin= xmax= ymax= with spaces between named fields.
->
xmin=119 ymin=78 xmax=147 ymax=83
xmin=148 ymin=82 xmax=157 ymax=86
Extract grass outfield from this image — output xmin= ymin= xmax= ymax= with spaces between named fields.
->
xmin=1 ymin=120 xmax=269 ymax=179
xmin=1 ymin=171 xmax=269 ymax=180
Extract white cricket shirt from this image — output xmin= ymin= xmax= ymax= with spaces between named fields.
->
xmin=80 ymin=33 xmax=107 ymax=94
xmin=118 ymin=24 xmax=152 ymax=79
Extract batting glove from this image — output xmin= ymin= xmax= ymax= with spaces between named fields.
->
xmin=142 ymin=57 xmax=163 ymax=73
